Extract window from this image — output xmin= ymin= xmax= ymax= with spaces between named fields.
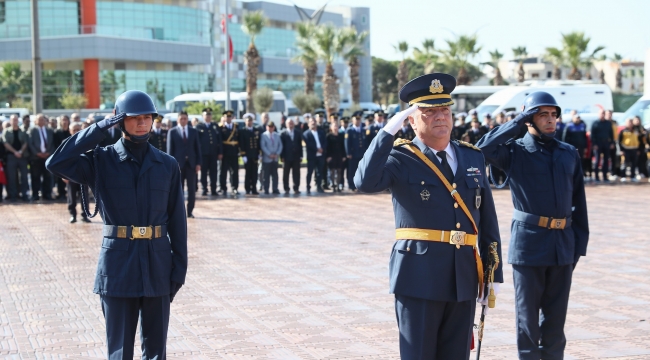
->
xmin=547 ymin=71 xmax=552 ymax=79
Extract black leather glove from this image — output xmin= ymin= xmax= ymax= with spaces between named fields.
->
xmin=97 ymin=113 xmax=126 ymax=130
xmin=170 ymin=281 xmax=183 ymax=303
xmin=513 ymin=107 xmax=539 ymax=125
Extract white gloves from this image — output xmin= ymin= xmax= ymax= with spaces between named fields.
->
xmin=242 ymin=156 xmax=248 ymax=164
xmin=383 ymin=105 xmax=419 ymax=135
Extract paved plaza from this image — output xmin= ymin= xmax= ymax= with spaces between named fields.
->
xmin=1 ymin=179 xmax=650 ymax=359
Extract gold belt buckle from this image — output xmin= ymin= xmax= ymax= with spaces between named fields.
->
xmin=130 ymin=226 xmax=153 ymax=240
xmin=548 ymin=218 xmax=566 ymax=230
xmin=449 ymin=231 xmax=467 ymax=249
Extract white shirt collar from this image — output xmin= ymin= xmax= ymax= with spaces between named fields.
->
xmin=428 ymin=142 xmax=457 ymax=175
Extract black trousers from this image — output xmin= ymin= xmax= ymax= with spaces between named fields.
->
xmin=306 ymin=157 xmax=325 ymax=190
xmin=395 ymin=294 xmax=475 ymax=360
xmin=610 ymin=147 xmax=620 ymax=176
xmin=244 ymin=159 xmax=259 ymax=193
xmin=220 ymin=154 xmax=239 ymax=191
xmin=56 ymin=176 xmax=67 ymax=198
xmin=66 ymin=182 xmax=88 ymax=217
xmin=347 ymin=157 xmax=361 ymax=190
xmin=622 ymin=149 xmax=638 ymax=178
xmin=282 ymin=159 xmax=301 ymax=191
xmin=100 ymin=295 xmax=170 ymax=360
xmin=513 ymin=264 xmax=573 ymax=360
xmin=200 ymin=154 xmax=218 ymax=193
xmin=180 ymin=162 xmax=196 ymax=215
xmin=638 ymin=150 xmax=649 ymax=177
xmin=593 ymin=144 xmax=610 ymax=180
xmin=5 ymin=154 xmax=29 ymax=199
xmin=30 ymin=158 xmax=51 ymax=198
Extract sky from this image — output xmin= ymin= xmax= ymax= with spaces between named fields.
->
xmin=260 ymin=0 xmax=650 ymax=63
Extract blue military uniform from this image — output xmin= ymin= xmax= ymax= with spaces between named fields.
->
xmin=476 ymin=92 xmax=589 ymax=360
xmin=46 ymin=91 xmax=187 ymax=359
xmin=149 ymin=127 xmax=167 ymax=152
xmin=197 ymin=115 xmax=223 ymax=195
xmin=219 ymin=112 xmax=240 ymax=194
xmin=345 ymin=123 xmax=365 ymax=191
xmin=355 ymin=73 xmax=503 ymax=360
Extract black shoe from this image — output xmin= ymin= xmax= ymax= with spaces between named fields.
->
xmin=211 ymin=191 xmax=218 ymax=196
xmin=232 ymin=189 xmax=239 ymax=195
xmin=202 ymin=190 xmax=208 ymax=196
xmin=21 ymin=195 xmax=29 ymax=202
xmin=81 ymin=216 xmax=91 ymax=223
xmin=322 ymin=185 xmax=331 ymax=190
xmin=294 ymin=190 xmax=301 ymax=194
xmin=285 ymin=190 xmax=290 ymax=194
xmin=43 ymin=196 xmax=53 ymax=201
xmin=69 ymin=216 xmax=77 ymax=223
xmin=251 ymin=191 xmax=259 ymax=195
xmin=31 ymin=196 xmax=40 ymax=201
xmin=246 ymin=190 xmax=251 ymax=195
xmin=273 ymin=190 xmax=280 ymax=194
xmin=306 ymin=187 xmax=311 ymax=194
xmin=187 ymin=213 xmax=195 ymax=218
xmin=264 ymin=190 xmax=269 ymax=195
xmin=317 ymin=187 xmax=325 ymax=193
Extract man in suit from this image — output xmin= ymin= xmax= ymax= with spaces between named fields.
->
xmin=260 ymin=122 xmax=283 ymax=194
xmin=345 ymin=115 xmax=365 ymax=192
xmin=239 ymin=113 xmax=261 ymax=195
xmin=218 ymin=110 xmax=240 ymax=196
xmin=196 ymin=108 xmax=222 ymax=196
xmin=303 ymin=117 xmax=327 ymax=194
xmin=280 ymin=117 xmax=303 ymax=194
xmin=53 ymin=114 xmax=72 ymax=199
xmin=149 ymin=116 xmax=168 ymax=152
xmin=28 ymin=113 xmax=55 ymax=200
xmin=167 ymin=111 xmax=201 ymax=218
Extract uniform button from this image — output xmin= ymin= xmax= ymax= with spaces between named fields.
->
xmin=406 ymin=247 xmax=411 ymax=252
xmin=456 ymin=223 xmax=461 ymax=229
xmin=454 ymin=203 xmax=458 ymax=208
xmin=421 ymin=181 xmax=424 ymax=185
xmin=452 ymin=183 xmax=457 ymax=189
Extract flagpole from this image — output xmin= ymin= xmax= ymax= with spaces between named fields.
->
xmin=224 ymin=0 xmax=230 ymax=112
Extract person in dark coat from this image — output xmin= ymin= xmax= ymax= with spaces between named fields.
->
xmin=464 ymin=120 xmax=487 ymax=145
xmin=477 ymin=91 xmax=589 ymax=360
xmin=149 ymin=116 xmax=168 ymax=153
xmin=196 ymin=108 xmax=222 ymax=195
xmin=562 ymin=114 xmax=589 ymax=176
xmin=345 ymin=115 xmax=365 ymax=192
xmin=355 ymin=73 xmax=503 ymax=360
xmin=303 ymin=117 xmax=327 ymax=194
xmin=62 ymin=122 xmax=90 ymax=223
xmin=326 ymin=121 xmax=346 ymax=192
xmin=28 ymin=114 xmax=55 ymax=200
xmin=590 ymin=109 xmax=615 ymax=182
xmin=280 ymin=117 xmax=303 ymax=194
xmin=395 ymin=118 xmax=415 ymax=141
xmin=239 ymin=113 xmax=261 ymax=195
xmin=53 ymin=115 xmax=71 ymax=199
xmin=46 ymin=90 xmax=187 ymax=359
xmin=167 ymin=111 xmax=202 ymax=218
xmin=218 ymin=110 xmax=240 ymax=195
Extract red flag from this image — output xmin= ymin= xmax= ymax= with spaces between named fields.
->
xmin=220 ymin=14 xmax=234 ymax=63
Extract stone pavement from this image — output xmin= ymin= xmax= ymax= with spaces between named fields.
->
xmin=1 ymin=181 xmax=649 ymax=359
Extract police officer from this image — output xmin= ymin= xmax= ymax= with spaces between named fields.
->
xmin=345 ymin=114 xmax=365 ymax=191
xmin=476 ymin=91 xmax=589 ymax=360
xmin=239 ymin=113 xmax=261 ymax=195
xmin=46 ymin=90 xmax=187 ymax=358
xmin=196 ymin=108 xmax=223 ymax=196
xmin=355 ymin=73 xmax=503 ymax=359
xmin=149 ymin=115 xmax=167 ymax=152
xmin=219 ymin=110 xmax=240 ymax=195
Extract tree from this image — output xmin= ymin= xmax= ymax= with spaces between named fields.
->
xmin=293 ymin=22 xmax=319 ymax=95
xmin=183 ymin=100 xmax=223 ymax=115
xmin=253 ymin=87 xmax=274 ymax=113
xmin=439 ymin=34 xmax=482 ymax=85
xmin=482 ymin=49 xmax=504 ymax=85
xmin=394 ymin=41 xmax=409 ymax=108
xmin=412 ymin=38 xmax=437 ymax=74
xmin=558 ymin=31 xmax=604 ymax=80
xmin=59 ymin=91 xmax=88 ymax=112
xmin=146 ymin=79 xmax=166 ymax=107
xmin=291 ymin=91 xmax=322 ymax=114
xmin=241 ymin=10 xmax=267 ymax=114
xmin=545 ymin=47 xmax=564 ymax=80
xmin=512 ymin=46 xmax=528 ymax=83
xmin=0 ymin=63 xmax=30 ymax=106
xmin=372 ymin=57 xmax=398 ymax=105
xmin=339 ymin=26 xmax=368 ymax=105
xmin=312 ymin=24 xmax=344 ymax=116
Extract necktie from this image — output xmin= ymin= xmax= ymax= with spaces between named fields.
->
xmin=183 ymin=127 xmax=187 ymax=141
xmin=437 ymin=150 xmax=454 ymax=184
xmin=41 ymin=128 xmax=47 ymax=149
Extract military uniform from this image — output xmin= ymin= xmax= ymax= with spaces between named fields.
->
xmin=395 ymin=124 xmax=415 ymax=141
xmin=355 ymin=74 xmax=503 ymax=359
xmin=197 ymin=121 xmax=222 ymax=195
xmin=344 ymin=124 xmax=366 ymax=190
xmin=239 ymin=126 xmax=261 ymax=194
xmin=149 ymin=127 xmax=167 ymax=152
xmin=477 ymin=91 xmax=589 ymax=360
xmin=219 ymin=118 xmax=240 ymax=194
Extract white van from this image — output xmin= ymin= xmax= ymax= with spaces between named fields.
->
xmin=620 ymin=95 xmax=650 ymax=129
xmin=0 ymin=108 xmax=30 ymax=119
xmin=451 ymin=86 xmax=508 ymax=113
xmin=239 ymin=91 xmax=288 ymax=125
xmin=166 ymin=92 xmax=244 ymax=118
xmin=475 ymin=84 xmax=613 ymax=119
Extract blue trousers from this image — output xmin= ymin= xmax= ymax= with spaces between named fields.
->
xmin=306 ymin=157 xmax=325 ymax=190
xmin=513 ymin=265 xmax=573 ymax=360
xmin=100 ymin=295 xmax=170 ymax=360
xmin=395 ymin=294 xmax=475 ymax=360
xmin=347 ymin=157 xmax=361 ymax=190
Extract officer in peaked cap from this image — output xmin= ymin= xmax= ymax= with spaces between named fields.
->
xmin=46 ymin=90 xmax=187 ymax=358
xmin=219 ymin=109 xmax=240 ymax=195
xmin=477 ymin=92 xmax=589 ymax=359
xmin=149 ymin=115 xmax=168 ymax=152
xmin=354 ymin=74 xmax=503 ymax=359
xmin=196 ymin=107 xmax=223 ymax=196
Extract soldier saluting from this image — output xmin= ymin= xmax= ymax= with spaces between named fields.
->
xmin=355 ymin=73 xmax=503 ymax=359
xmin=477 ymin=92 xmax=589 ymax=360
xmin=46 ymin=90 xmax=187 ymax=358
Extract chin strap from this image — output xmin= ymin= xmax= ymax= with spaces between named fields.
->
xmin=530 ymin=122 xmax=556 ymax=142
xmin=119 ymin=123 xmax=151 ymax=143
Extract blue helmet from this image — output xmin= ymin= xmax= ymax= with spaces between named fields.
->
xmin=114 ymin=90 xmax=158 ymax=117
xmin=522 ymin=91 xmax=561 ymax=118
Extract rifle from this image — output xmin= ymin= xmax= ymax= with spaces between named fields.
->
xmin=475 ymin=242 xmax=500 ymax=360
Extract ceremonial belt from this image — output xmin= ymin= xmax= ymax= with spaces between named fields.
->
xmin=396 ymin=228 xmax=477 ymax=247
xmin=103 ymin=225 xmax=167 ymax=240
xmin=400 ymin=142 xmax=485 ymax=298
xmin=223 ymin=140 xmax=239 ymax=146
xmin=513 ymin=209 xmax=571 ymax=230
xmin=224 ymin=126 xmax=238 ymax=146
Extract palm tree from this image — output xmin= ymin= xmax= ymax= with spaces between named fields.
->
xmin=439 ymin=34 xmax=482 ymax=85
xmin=241 ymin=10 xmax=267 ymax=114
xmin=413 ymin=38 xmax=437 ymax=74
xmin=559 ymin=31 xmax=604 ymax=80
xmin=293 ymin=22 xmax=318 ymax=95
xmin=394 ymin=41 xmax=409 ymax=108
xmin=482 ymin=49 xmax=504 ymax=85
xmin=545 ymin=47 xmax=564 ymax=80
xmin=0 ymin=63 xmax=29 ymax=105
xmin=512 ymin=46 xmax=527 ymax=83
xmin=312 ymin=24 xmax=343 ymax=116
xmin=339 ymin=27 xmax=368 ymax=105
xmin=613 ymin=53 xmax=623 ymax=90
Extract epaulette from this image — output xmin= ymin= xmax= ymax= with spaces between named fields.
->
xmin=457 ymin=140 xmax=481 ymax=151
xmin=393 ymin=138 xmax=412 ymax=147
